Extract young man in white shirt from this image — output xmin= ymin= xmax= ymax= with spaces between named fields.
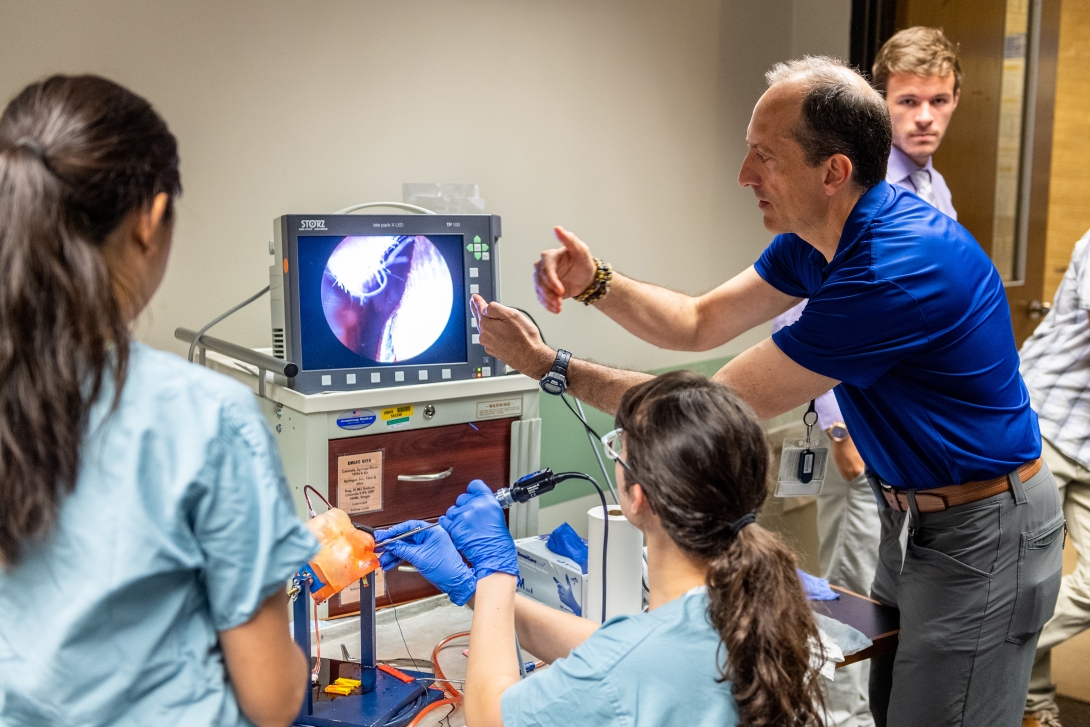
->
xmin=769 ymin=27 xmax=963 ymax=727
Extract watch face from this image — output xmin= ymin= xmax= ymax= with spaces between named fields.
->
xmin=830 ymin=425 xmax=849 ymax=441
xmin=540 ymin=375 xmax=565 ymax=396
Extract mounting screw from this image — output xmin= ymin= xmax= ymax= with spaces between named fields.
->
xmin=423 ymin=405 xmax=436 ymax=419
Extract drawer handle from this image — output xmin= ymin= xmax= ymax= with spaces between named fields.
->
xmin=397 ymin=467 xmax=454 ymax=482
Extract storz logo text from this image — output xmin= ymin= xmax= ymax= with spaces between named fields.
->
xmin=300 ymin=219 xmax=327 ymax=231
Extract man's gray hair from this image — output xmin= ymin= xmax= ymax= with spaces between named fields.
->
xmin=764 ymin=56 xmax=892 ymax=189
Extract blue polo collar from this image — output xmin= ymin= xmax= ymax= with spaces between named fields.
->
xmin=807 ymin=181 xmax=894 ymax=274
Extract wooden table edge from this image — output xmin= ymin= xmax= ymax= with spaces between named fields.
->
xmin=821 ymin=585 xmax=900 ymax=669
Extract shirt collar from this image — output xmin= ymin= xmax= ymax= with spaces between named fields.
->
xmin=886 ymin=144 xmax=932 ymax=184
xmin=826 ymin=181 xmax=893 ymax=266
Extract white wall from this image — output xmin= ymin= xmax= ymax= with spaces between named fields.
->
xmin=792 ymin=0 xmax=852 ymax=61
xmin=0 ymin=0 xmax=848 ymax=371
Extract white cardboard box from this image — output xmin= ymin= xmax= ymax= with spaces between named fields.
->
xmin=515 ymin=535 xmax=588 ymax=618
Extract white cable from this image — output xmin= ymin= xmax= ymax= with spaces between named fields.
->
xmin=515 ymin=633 xmax=528 ymax=679
xmin=575 ymin=398 xmax=621 ymax=505
xmin=334 ymin=201 xmax=435 ymax=215
xmin=187 ymin=286 xmax=270 ymax=363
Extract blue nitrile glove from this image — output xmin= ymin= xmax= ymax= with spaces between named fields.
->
xmin=554 ymin=575 xmax=582 ymax=616
xmin=438 ymin=480 xmax=519 ymax=580
xmin=797 ymin=568 xmax=839 ymax=601
xmin=374 ymin=520 xmax=477 ymax=606
xmin=546 ymin=522 xmax=589 ymax=574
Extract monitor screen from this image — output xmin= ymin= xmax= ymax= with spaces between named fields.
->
xmin=296 ymin=234 xmax=468 ymax=370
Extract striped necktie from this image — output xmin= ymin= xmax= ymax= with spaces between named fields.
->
xmin=910 ymin=168 xmax=937 ymax=208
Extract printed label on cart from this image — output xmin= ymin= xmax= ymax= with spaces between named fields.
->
xmin=476 ymin=398 xmax=523 ymax=419
xmin=335 ymin=409 xmax=377 ymax=430
xmin=338 ymin=570 xmax=385 ymax=607
xmin=337 ymin=451 xmax=383 ymax=515
xmin=381 ymin=405 xmax=413 ymax=428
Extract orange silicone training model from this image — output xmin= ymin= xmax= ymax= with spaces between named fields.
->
xmin=304 ymin=508 xmax=380 ymax=603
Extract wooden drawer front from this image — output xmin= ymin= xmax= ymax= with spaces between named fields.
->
xmin=324 ymin=418 xmax=514 ymax=617
xmin=328 ymin=417 xmax=514 ymax=528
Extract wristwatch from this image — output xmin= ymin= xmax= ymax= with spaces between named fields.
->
xmin=827 ymin=422 xmax=849 ymax=442
xmin=539 ymin=349 xmax=572 ymax=396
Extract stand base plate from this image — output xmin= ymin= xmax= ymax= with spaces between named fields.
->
xmin=293 ymin=659 xmax=449 ymax=727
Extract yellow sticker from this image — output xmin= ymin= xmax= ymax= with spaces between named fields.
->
xmin=381 ymin=405 xmax=413 ymax=421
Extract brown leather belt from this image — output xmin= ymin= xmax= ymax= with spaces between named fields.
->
xmin=881 ymin=457 xmax=1043 ymax=514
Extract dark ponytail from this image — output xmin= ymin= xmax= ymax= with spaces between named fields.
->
xmin=615 ymin=371 xmax=825 ymax=726
xmin=0 ymin=76 xmax=181 ymax=567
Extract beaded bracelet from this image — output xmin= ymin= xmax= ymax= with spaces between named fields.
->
xmin=574 ymin=258 xmax=613 ymax=306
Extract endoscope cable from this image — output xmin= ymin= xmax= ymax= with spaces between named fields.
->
xmin=555 ymin=472 xmax=610 ymax=624
xmin=509 ymin=307 xmax=620 ymax=505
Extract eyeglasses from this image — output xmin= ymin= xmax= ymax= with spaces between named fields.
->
xmin=601 ymin=428 xmax=635 ymax=474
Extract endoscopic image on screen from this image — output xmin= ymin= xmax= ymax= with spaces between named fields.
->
xmin=320 ymin=235 xmax=454 ymax=362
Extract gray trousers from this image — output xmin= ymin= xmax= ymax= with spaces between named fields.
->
xmin=868 ymin=463 xmax=1065 ymax=727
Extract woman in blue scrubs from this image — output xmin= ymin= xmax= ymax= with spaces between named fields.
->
xmin=0 ymin=76 xmax=318 ymax=726
xmin=378 ymin=371 xmax=826 ymax=726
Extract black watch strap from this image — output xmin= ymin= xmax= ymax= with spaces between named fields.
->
xmin=539 ymin=349 xmax=571 ymax=396
xmin=550 ymin=349 xmax=571 ymax=377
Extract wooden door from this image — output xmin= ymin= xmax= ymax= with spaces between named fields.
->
xmin=893 ymin=0 xmax=1061 ymax=344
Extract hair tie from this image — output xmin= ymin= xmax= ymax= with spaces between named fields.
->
xmin=13 ymin=137 xmax=57 ymax=175
xmin=728 ymin=512 xmax=757 ymax=540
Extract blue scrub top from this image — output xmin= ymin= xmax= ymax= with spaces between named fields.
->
xmin=0 ymin=343 xmax=319 ymax=726
xmin=500 ymin=588 xmax=739 ymax=727
xmin=755 ymin=181 xmax=1040 ymax=489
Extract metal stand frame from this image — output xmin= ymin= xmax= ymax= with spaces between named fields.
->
xmin=291 ymin=572 xmax=426 ymax=727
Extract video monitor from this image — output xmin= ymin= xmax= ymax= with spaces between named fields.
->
xmin=271 ymin=214 xmax=502 ymax=393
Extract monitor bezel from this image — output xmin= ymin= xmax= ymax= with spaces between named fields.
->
xmin=275 ymin=213 xmax=502 ymax=394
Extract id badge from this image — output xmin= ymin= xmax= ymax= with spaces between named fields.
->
xmin=776 ymin=432 xmax=829 ymax=497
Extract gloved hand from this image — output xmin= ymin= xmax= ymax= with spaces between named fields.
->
xmin=554 ymin=575 xmax=581 ymax=616
xmin=439 ymin=480 xmax=519 ymax=579
xmin=374 ymin=521 xmax=477 ymax=606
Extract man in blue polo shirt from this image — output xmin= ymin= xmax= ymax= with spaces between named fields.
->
xmin=472 ymin=56 xmax=1062 ymax=726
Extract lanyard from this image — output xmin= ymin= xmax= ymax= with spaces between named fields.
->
xmin=803 ymin=399 xmax=817 ymax=446
xmin=797 ymin=400 xmax=819 ymax=484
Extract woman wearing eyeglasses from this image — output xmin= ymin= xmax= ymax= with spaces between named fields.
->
xmin=376 ymin=371 xmax=826 ymax=727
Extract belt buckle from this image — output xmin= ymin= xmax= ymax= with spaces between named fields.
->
xmin=879 ymin=482 xmax=903 ymax=512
